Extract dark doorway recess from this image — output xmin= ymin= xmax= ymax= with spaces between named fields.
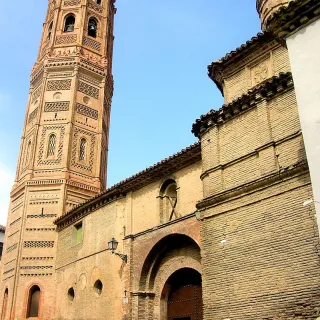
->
xmin=167 ymin=268 xmax=203 ymax=320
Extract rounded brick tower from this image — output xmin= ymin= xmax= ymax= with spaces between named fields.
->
xmin=0 ymin=0 xmax=116 ymax=318
xmin=257 ymin=0 xmax=291 ymax=29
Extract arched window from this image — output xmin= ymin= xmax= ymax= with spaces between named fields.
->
xmin=47 ymin=21 xmax=53 ymax=40
xmin=27 ymin=286 xmax=40 ymax=318
xmin=160 ymin=179 xmax=178 ymax=223
xmin=88 ymin=18 xmax=98 ymax=38
xmin=1 ymin=289 xmax=8 ymax=320
xmin=64 ymin=14 xmax=75 ymax=32
xmin=79 ymin=138 xmax=87 ymax=161
xmin=47 ymin=134 xmax=56 ymax=157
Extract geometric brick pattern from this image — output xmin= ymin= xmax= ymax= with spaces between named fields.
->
xmin=64 ymin=0 xmax=81 ymax=6
xmin=23 ymin=241 xmax=54 ymax=248
xmin=44 ymin=101 xmax=70 ymax=112
xmin=55 ymin=35 xmax=77 ymax=45
xmin=37 ymin=125 xmax=65 ymax=166
xmin=28 ymin=107 xmax=38 ymax=123
xmin=88 ymin=0 xmax=103 ymax=13
xmin=78 ymin=80 xmax=99 ymax=99
xmin=31 ymin=85 xmax=43 ymax=103
xmin=83 ymin=36 xmax=101 ymax=51
xmin=47 ymin=79 xmax=72 ymax=91
xmin=71 ymin=127 xmax=96 ymax=172
xmin=76 ymin=103 xmax=98 ymax=120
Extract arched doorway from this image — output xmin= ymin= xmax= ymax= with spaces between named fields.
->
xmin=137 ymin=234 xmax=202 ymax=320
xmin=162 ymin=268 xmax=203 ymax=320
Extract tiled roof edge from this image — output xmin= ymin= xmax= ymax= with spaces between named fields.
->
xmin=54 ymin=142 xmax=201 ymax=226
xmin=192 ymin=72 xmax=293 ymax=138
xmin=266 ymin=0 xmax=320 ymax=37
xmin=207 ymin=32 xmax=273 ymax=94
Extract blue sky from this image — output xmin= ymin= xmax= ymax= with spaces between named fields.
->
xmin=0 ymin=0 xmax=260 ymax=225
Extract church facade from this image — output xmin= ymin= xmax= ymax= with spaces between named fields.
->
xmin=1 ymin=0 xmax=320 ymax=319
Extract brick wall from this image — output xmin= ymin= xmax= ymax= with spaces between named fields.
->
xmin=201 ymin=174 xmax=320 ymax=319
xmin=54 ymin=161 xmax=203 ymax=319
xmin=224 ymin=43 xmax=291 ymax=104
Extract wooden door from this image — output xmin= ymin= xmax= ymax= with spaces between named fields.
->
xmin=167 ymin=284 xmax=203 ymax=320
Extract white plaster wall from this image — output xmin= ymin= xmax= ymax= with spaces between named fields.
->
xmin=0 ymin=232 xmax=4 ymax=244
xmin=286 ymin=19 xmax=320 ymax=225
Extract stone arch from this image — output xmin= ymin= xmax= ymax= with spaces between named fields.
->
xmin=139 ymin=233 xmax=200 ymax=291
xmin=137 ymin=233 xmax=202 ymax=320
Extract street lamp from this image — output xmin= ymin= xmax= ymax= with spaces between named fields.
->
xmin=108 ymin=237 xmax=127 ymax=263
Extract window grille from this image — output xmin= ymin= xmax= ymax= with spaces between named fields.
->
xmin=79 ymin=138 xmax=87 ymax=161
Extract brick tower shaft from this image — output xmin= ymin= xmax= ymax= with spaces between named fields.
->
xmin=0 ymin=0 xmax=116 ymax=318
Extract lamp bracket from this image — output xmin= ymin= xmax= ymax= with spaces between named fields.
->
xmin=113 ymin=252 xmax=128 ymax=263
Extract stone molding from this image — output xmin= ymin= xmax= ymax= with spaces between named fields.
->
xmin=197 ymin=160 xmax=308 ymax=212
xmin=192 ymin=72 xmax=293 ymax=138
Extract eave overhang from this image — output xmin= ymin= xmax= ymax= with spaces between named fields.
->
xmin=55 ymin=142 xmax=201 ymax=229
xmin=267 ymin=0 xmax=320 ymax=38
xmin=192 ymin=72 xmax=293 ymax=138
xmin=208 ymin=32 xmax=274 ymax=95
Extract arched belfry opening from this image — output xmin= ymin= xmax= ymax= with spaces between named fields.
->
xmin=137 ymin=234 xmax=202 ymax=320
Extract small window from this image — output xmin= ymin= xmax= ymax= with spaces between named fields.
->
xmin=94 ymin=280 xmax=103 ymax=295
xmin=47 ymin=21 xmax=53 ymax=40
xmin=96 ymin=0 xmax=101 ymax=4
xmin=88 ymin=18 xmax=98 ymax=38
xmin=64 ymin=14 xmax=75 ymax=32
xmin=27 ymin=286 xmax=40 ymax=318
xmin=67 ymin=288 xmax=75 ymax=302
xmin=79 ymin=138 xmax=87 ymax=161
xmin=47 ymin=134 xmax=56 ymax=157
xmin=74 ymin=222 xmax=83 ymax=244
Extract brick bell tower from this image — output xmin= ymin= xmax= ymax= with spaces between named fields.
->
xmin=0 ymin=0 xmax=116 ymax=318
xmin=256 ymin=0 xmax=290 ymax=29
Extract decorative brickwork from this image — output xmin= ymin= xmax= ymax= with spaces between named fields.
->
xmin=76 ymin=103 xmax=98 ymax=120
xmin=23 ymin=241 xmax=54 ymax=248
xmin=55 ymin=34 xmax=77 ymax=45
xmin=78 ymin=73 xmax=101 ymax=86
xmin=83 ymin=36 xmax=101 ymax=51
xmin=71 ymin=127 xmax=96 ymax=171
xmin=27 ymin=214 xmax=57 ymax=219
xmin=31 ymin=85 xmax=43 ymax=103
xmin=64 ymin=0 xmax=81 ymax=6
xmin=47 ymin=79 xmax=72 ymax=91
xmin=28 ymin=107 xmax=38 ymax=124
xmin=37 ymin=125 xmax=65 ymax=166
xmin=6 ymin=244 xmax=17 ymax=253
xmin=44 ymin=101 xmax=69 ymax=112
xmin=78 ymin=80 xmax=99 ymax=99
xmin=88 ymin=0 xmax=103 ymax=13
xmin=20 ymin=266 xmax=53 ymax=270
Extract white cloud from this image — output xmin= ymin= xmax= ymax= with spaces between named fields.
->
xmin=0 ymin=162 xmax=14 ymax=226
